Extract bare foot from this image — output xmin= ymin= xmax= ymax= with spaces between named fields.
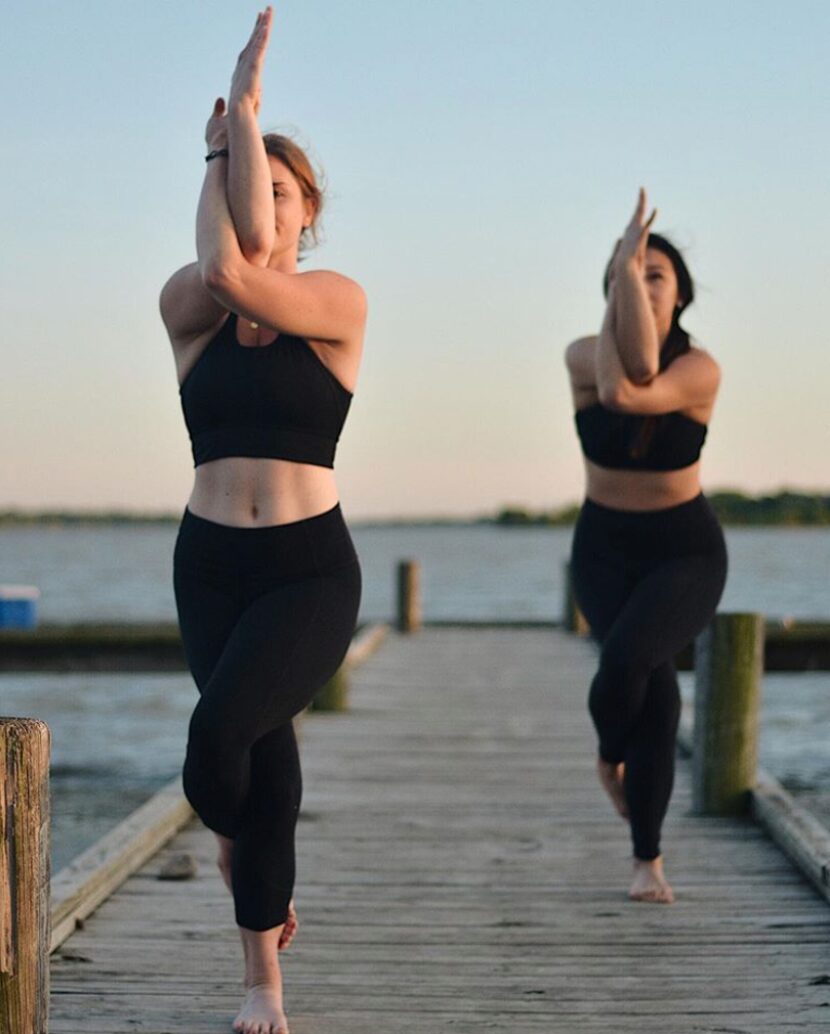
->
xmin=596 ymin=759 xmax=629 ymax=820
xmin=278 ymin=901 xmax=298 ymax=950
xmin=232 ymin=980 xmax=288 ymax=1034
xmin=629 ymin=856 xmax=675 ymax=904
xmin=215 ymin=832 xmax=234 ymax=893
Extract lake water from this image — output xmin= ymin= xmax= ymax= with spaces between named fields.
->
xmin=1 ymin=520 xmax=828 ymax=623
xmin=0 ymin=521 xmax=828 ymax=872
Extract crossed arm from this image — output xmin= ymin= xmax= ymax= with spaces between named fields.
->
xmin=565 ymin=189 xmax=719 ymax=416
xmin=565 ymin=280 xmax=720 ymax=415
xmin=601 ymin=284 xmax=717 ymax=413
xmin=160 ymin=8 xmax=365 ymax=347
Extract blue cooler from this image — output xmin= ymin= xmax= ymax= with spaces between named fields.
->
xmin=0 ymin=585 xmax=41 ymax=629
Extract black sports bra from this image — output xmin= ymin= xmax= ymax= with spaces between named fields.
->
xmin=574 ymin=402 xmax=707 ymax=471
xmin=179 ymin=313 xmax=352 ymax=469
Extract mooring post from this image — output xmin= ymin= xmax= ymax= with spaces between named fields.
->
xmin=1 ymin=717 xmax=51 ymax=1034
xmin=311 ymin=667 xmax=350 ymax=712
xmin=692 ymin=612 xmax=765 ymax=815
xmin=397 ymin=560 xmax=421 ymax=633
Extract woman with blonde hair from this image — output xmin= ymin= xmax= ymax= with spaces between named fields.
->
xmin=160 ymin=9 xmax=365 ymax=1032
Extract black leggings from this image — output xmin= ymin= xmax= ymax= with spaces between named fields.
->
xmin=569 ymin=492 xmax=727 ymax=860
xmin=173 ymin=503 xmax=361 ymax=931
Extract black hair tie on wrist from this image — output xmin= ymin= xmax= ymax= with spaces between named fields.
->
xmin=205 ymin=148 xmax=229 ymax=162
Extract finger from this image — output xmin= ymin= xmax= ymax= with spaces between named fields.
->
xmin=642 ymin=207 xmax=657 ymax=235
xmin=637 ymin=210 xmax=657 ymax=257
xmin=636 ymin=187 xmax=649 ymax=226
xmin=261 ymin=7 xmax=273 ymax=44
xmin=255 ymin=8 xmax=273 ymax=51
xmin=239 ymin=11 xmax=262 ymax=56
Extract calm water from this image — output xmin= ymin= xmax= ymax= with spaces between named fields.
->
xmin=1 ymin=521 xmax=829 ymax=623
xmin=0 ymin=522 xmax=828 ymax=871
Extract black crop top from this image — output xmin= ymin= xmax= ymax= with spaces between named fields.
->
xmin=179 ymin=313 xmax=352 ymax=469
xmin=574 ymin=402 xmax=707 ymax=471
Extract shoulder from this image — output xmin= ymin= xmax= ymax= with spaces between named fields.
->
xmin=564 ymin=334 xmax=598 ymax=366
xmin=159 ymin=262 xmax=197 ymax=318
xmin=297 ymin=269 xmax=367 ymax=309
xmin=681 ymin=342 xmax=721 ymax=382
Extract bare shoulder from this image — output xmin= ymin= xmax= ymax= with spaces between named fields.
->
xmin=564 ymin=334 xmax=598 ymax=367
xmin=682 ymin=342 xmax=721 ymax=384
xmin=688 ymin=341 xmax=719 ymax=366
xmin=298 ymin=269 xmax=367 ymax=310
xmin=159 ymin=261 xmax=227 ymax=348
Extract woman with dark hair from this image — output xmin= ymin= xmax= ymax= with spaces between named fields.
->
xmin=159 ymin=9 xmax=365 ymax=1032
xmin=564 ymin=190 xmax=727 ymax=904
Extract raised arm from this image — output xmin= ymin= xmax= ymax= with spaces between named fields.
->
xmin=196 ymin=103 xmax=365 ymax=345
xmin=225 ymin=8 xmax=276 ymax=265
xmin=594 ymin=280 xmax=630 ymax=398
xmin=598 ymin=345 xmax=721 ymax=415
xmin=159 ymin=103 xmax=233 ymax=345
xmin=610 ymin=189 xmax=660 ymax=382
xmin=596 ymin=279 xmax=720 ymax=415
xmin=564 ymin=281 xmax=626 ymax=410
xmin=569 ymin=276 xmax=720 ymax=417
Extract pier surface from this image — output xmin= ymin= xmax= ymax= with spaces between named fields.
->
xmin=50 ymin=628 xmax=830 ymax=1032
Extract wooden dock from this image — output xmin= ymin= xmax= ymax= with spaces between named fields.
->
xmin=49 ymin=628 xmax=830 ymax=1032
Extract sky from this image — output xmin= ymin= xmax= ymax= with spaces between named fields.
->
xmin=1 ymin=0 xmax=828 ymax=519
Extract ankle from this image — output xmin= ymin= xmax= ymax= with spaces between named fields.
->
xmin=244 ymin=973 xmax=281 ymax=991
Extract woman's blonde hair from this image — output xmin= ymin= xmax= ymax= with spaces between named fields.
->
xmin=262 ymin=133 xmax=324 ymax=254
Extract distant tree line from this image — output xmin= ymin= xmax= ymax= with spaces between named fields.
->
xmin=0 ymin=510 xmax=179 ymax=526
xmin=1 ymin=490 xmax=829 ymax=527
xmin=494 ymin=491 xmax=830 ymax=527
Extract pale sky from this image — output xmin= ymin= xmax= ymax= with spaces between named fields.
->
xmin=2 ymin=0 xmax=828 ymax=518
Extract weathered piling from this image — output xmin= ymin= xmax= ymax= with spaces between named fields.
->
xmin=310 ymin=623 xmax=390 ymax=712
xmin=1 ymin=717 xmax=51 ymax=1034
xmin=692 ymin=612 xmax=765 ymax=815
xmin=310 ymin=667 xmax=349 ymax=712
xmin=562 ymin=562 xmax=589 ymax=635
xmin=397 ymin=560 xmax=421 ymax=633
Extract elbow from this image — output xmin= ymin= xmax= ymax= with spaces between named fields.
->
xmin=238 ymin=238 xmax=272 ymax=268
xmin=201 ymin=260 xmax=238 ymax=294
xmin=626 ymin=359 xmax=659 ymax=385
xmin=597 ymin=380 xmax=626 ymax=410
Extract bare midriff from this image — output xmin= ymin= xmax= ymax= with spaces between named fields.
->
xmin=583 ymin=457 xmax=702 ymax=512
xmin=187 ymin=458 xmax=340 ymax=527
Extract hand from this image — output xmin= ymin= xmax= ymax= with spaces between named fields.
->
xmin=228 ymin=6 xmax=273 ymax=113
xmin=205 ymin=96 xmax=228 ymax=150
xmin=614 ymin=187 xmax=657 ymax=275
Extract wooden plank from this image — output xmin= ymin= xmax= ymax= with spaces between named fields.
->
xmin=679 ymin=711 xmax=830 ymax=905
xmin=48 ymin=624 xmax=389 ymax=954
xmin=49 ymin=775 xmax=193 ymax=953
xmin=751 ymin=772 xmax=830 ymax=903
xmin=49 ymin=629 xmax=830 ymax=1032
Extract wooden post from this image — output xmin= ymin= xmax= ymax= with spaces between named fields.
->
xmin=1 ymin=717 xmax=51 ymax=1034
xmin=397 ymin=561 xmax=421 ymax=633
xmin=692 ymin=613 xmax=765 ymax=815
xmin=311 ymin=668 xmax=349 ymax=712
xmin=562 ymin=562 xmax=589 ymax=635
